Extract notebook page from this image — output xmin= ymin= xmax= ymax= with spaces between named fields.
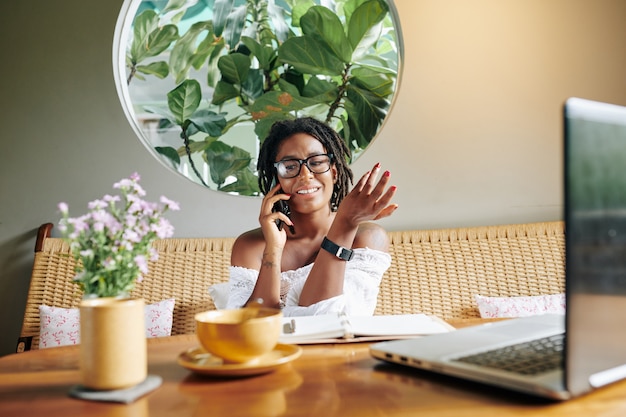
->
xmin=348 ymin=314 xmax=452 ymax=336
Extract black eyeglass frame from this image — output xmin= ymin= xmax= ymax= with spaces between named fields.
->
xmin=273 ymin=153 xmax=335 ymax=179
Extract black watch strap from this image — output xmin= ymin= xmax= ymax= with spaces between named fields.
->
xmin=321 ymin=237 xmax=354 ymax=261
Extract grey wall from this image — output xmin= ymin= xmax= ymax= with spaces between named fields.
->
xmin=1 ymin=0 xmax=625 ymax=357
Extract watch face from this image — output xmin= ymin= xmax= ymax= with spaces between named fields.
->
xmin=340 ymin=248 xmax=354 ymax=261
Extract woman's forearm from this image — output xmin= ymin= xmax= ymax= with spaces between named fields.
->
xmin=248 ymin=246 xmax=283 ymax=308
xmin=298 ymin=220 xmax=358 ymax=306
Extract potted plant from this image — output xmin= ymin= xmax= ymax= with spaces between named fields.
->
xmin=58 ymin=173 xmax=179 ymax=390
xmin=121 ymin=0 xmax=401 ymax=195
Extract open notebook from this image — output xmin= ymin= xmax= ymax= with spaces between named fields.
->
xmin=278 ymin=313 xmax=453 ymax=344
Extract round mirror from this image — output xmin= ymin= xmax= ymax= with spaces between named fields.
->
xmin=113 ymin=0 xmax=403 ymax=196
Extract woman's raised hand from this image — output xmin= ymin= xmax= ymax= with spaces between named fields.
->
xmin=336 ymin=163 xmax=398 ymax=228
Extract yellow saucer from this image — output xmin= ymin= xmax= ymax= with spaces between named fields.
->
xmin=177 ymin=344 xmax=302 ymax=377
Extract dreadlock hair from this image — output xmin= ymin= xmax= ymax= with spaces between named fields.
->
xmin=257 ymin=117 xmax=353 ymax=212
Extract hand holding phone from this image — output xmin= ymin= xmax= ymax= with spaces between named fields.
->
xmin=273 ymin=199 xmax=290 ymax=231
xmin=271 ymin=178 xmax=294 ymax=234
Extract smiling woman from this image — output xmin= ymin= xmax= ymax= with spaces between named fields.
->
xmin=113 ymin=0 xmax=403 ymax=196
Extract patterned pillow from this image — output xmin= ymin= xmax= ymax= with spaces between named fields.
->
xmin=39 ymin=298 xmax=175 ymax=349
xmin=475 ymin=293 xmax=565 ymax=318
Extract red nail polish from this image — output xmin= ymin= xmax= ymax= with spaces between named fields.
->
xmin=391 ymin=185 xmax=397 ymax=191
xmin=384 ymin=170 xmax=390 ymax=177
xmin=374 ymin=162 xmax=381 ymax=169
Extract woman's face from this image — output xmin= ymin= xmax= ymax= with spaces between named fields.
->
xmin=275 ymin=133 xmax=337 ymax=215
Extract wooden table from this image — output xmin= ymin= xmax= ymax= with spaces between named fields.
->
xmin=2 ymin=319 xmax=626 ymax=417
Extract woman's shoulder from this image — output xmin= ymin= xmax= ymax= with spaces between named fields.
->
xmin=231 ymin=228 xmax=265 ymax=267
xmin=234 ymin=227 xmax=264 ymax=243
xmin=353 ymin=222 xmax=390 ymax=252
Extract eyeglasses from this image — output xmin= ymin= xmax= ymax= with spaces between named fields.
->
xmin=274 ymin=153 xmax=334 ymax=179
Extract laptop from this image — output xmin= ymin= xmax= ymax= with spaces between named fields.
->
xmin=370 ymin=97 xmax=626 ymax=400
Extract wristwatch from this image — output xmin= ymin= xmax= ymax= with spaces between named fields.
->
xmin=321 ymin=237 xmax=354 ymax=261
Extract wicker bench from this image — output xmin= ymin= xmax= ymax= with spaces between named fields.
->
xmin=18 ymin=221 xmax=565 ymax=351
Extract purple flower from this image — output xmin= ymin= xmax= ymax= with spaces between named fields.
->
xmin=153 ymin=218 xmax=175 ymax=239
xmin=88 ymin=199 xmax=107 ymax=210
xmin=134 ymin=255 xmax=149 ymax=274
xmin=160 ymin=196 xmax=180 ymax=211
xmin=57 ymin=173 xmax=178 ymax=298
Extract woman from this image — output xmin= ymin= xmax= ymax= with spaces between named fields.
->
xmin=227 ymin=117 xmax=398 ymax=316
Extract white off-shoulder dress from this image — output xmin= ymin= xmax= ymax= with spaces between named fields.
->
xmin=226 ymin=248 xmax=391 ymax=316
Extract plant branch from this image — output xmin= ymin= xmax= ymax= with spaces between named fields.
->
xmin=127 ymin=65 xmax=137 ymax=85
xmin=325 ymin=64 xmax=351 ymax=124
xmin=181 ymin=129 xmax=209 ymax=187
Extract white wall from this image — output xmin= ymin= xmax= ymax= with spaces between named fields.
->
xmin=1 ymin=0 xmax=625 ymax=357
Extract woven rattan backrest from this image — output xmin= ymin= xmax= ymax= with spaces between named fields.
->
xmin=20 ymin=234 xmax=234 ymax=350
xmin=21 ymin=221 xmax=565 ymax=351
xmin=374 ymin=221 xmax=566 ymax=318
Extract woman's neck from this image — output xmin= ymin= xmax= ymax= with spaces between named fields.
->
xmin=288 ymin=209 xmax=335 ymax=240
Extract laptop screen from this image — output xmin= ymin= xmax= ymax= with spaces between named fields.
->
xmin=564 ymin=98 xmax=626 ymax=395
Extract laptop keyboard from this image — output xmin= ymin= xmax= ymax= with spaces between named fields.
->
xmin=452 ymin=333 xmax=564 ymax=375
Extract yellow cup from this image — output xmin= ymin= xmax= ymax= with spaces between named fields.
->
xmin=195 ymin=307 xmax=283 ymax=363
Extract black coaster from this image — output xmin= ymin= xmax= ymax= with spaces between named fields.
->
xmin=68 ymin=375 xmax=162 ymax=403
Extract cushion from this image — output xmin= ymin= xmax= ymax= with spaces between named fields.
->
xmin=475 ymin=293 xmax=565 ymax=318
xmin=208 ymin=282 xmax=229 ymax=309
xmin=39 ymin=298 xmax=175 ymax=349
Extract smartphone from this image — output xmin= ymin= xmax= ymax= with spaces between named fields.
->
xmin=271 ymin=178 xmax=294 ymax=233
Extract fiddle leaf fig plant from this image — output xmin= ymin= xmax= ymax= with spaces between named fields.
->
xmin=124 ymin=0 xmax=400 ymax=195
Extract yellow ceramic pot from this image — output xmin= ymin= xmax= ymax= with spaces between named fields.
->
xmin=79 ymin=297 xmax=147 ymax=390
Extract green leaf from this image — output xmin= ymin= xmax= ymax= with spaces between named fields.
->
xmin=162 ymin=0 xmax=193 ymax=14
xmin=211 ymin=80 xmax=240 ymax=105
xmin=136 ymin=61 xmax=169 ymax=79
xmin=278 ymin=36 xmax=345 ymax=76
xmin=284 ymin=68 xmax=305 ymax=93
xmin=130 ymin=10 xmax=158 ymax=63
xmin=277 ymin=78 xmax=300 ymax=97
xmin=291 ymin=0 xmax=316 ymax=27
xmin=302 ymin=76 xmax=339 ymax=102
xmin=188 ymin=110 xmax=227 ymax=136
xmin=300 ymin=6 xmax=352 ymax=63
xmin=143 ymin=105 xmax=176 ymax=124
xmin=205 ymin=141 xmax=252 ymax=186
xmin=246 ymin=88 xmax=320 ymax=117
xmin=217 ymin=52 xmax=251 ymax=85
xmin=139 ymin=28 xmax=179 ymax=64
xmin=223 ymin=5 xmax=247 ymax=49
xmin=130 ymin=10 xmax=179 ymax=64
xmin=254 ymin=113 xmax=292 ymax=144
xmin=190 ymin=35 xmax=217 ymax=70
xmin=266 ymin=1 xmax=290 ymax=43
xmin=241 ymin=69 xmax=265 ymax=100
xmin=347 ymin=0 xmax=388 ymax=51
xmin=219 ymin=167 xmax=260 ymax=195
xmin=350 ymin=66 xmax=394 ymax=97
xmin=169 ymin=20 xmax=212 ymax=84
xmin=342 ymin=0 xmax=369 ymax=18
xmin=155 ymin=146 xmax=181 ymax=167
xmin=213 ymin=0 xmax=234 ymax=37
xmin=351 ymin=21 xmax=384 ymax=61
xmin=167 ymin=80 xmax=202 ymax=125
xmin=345 ymin=84 xmax=389 ymax=147
xmin=241 ymin=36 xmax=276 ymax=71
xmin=205 ymin=38 xmax=227 ymax=87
